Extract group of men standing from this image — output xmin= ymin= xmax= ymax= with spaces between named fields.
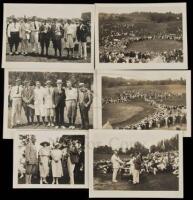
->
xmin=7 ymin=16 xmax=90 ymax=59
xmin=9 ymin=78 xmax=93 ymax=129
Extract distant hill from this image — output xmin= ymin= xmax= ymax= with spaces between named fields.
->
xmin=99 ymin=12 xmax=182 ymax=34
xmin=102 ymin=76 xmax=186 ymax=88
xmin=99 ymin=12 xmax=182 ymax=23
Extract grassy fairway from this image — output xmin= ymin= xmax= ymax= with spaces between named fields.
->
xmin=102 ymin=101 xmax=156 ymax=127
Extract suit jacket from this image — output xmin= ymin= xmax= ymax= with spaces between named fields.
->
xmin=25 ymin=142 xmax=38 ymax=165
xmin=52 ymin=87 xmax=66 ymax=107
xmin=21 ymin=86 xmax=34 ymax=104
xmin=76 ymin=24 xmax=88 ymax=43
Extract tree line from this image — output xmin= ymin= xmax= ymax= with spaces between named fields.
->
xmin=9 ymin=72 xmax=93 ymax=89
xmin=102 ymin=76 xmax=186 ymax=88
xmin=94 ymin=135 xmax=178 ymax=156
xmin=99 ymin=12 xmax=182 ymax=23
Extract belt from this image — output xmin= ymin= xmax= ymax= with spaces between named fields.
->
xmin=12 ymin=97 xmax=22 ymax=99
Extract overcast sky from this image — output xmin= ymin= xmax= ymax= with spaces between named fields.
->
xmin=93 ymin=132 xmax=178 ymax=150
xmin=5 ymin=4 xmax=91 ymax=19
xmin=98 ymin=3 xmax=184 ymax=14
xmin=103 ymin=71 xmax=187 ymax=81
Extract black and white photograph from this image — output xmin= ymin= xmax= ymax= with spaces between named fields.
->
xmin=89 ymin=130 xmax=183 ymax=198
xmin=95 ymin=3 xmax=187 ymax=69
xmin=13 ymin=131 xmax=88 ymax=188
xmin=97 ymin=71 xmax=191 ymax=136
xmin=2 ymin=4 xmax=94 ymax=68
xmin=4 ymin=68 xmax=95 ymax=139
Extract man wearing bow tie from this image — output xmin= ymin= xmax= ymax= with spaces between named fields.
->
xmin=52 ymin=79 xmax=66 ymax=129
xmin=10 ymin=78 xmax=23 ymax=128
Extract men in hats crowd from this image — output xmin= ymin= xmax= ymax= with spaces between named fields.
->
xmin=6 ymin=15 xmax=90 ymax=60
xmin=20 ymin=136 xmax=84 ymax=184
xmin=9 ymin=77 xmax=93 ymax=129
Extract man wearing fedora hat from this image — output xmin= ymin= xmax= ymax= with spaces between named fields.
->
xmin=111 ymin=150 xmax=124 ymax=183
xmin=10 ymin=78 xmax=23 ymax=128
xmin=21 ymin=80 xmax=35 ymax=126
xmin=44 ymin=80 xmax=55 ymax=127
xmin=65 ymin=80 xmax=78 ymax=129
xmin=52 ymin=79 xmax=66 ymax=129
xmin=76 ymin=19 xmax=88 ymax=60
xmin=7 ymin=17 xmax=21 ymax=55
xmin=30 ymin=16 xmax=40 ymax=54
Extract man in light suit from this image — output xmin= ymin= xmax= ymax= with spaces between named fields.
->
xmin=30 ymin=16 xmax=40 ymax=54
xmin=78 ymin=83 xmax=92 ymax=130
xmin=10 ymin=78 xmax=23 ymax=128
xmin=52 ymin=79 xmax=66 ymax=129
xmin=111 ymin=150 xmax=124 ymax=183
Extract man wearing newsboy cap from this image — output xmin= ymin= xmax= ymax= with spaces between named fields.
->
xmin=52 ymin=79 xmax=66 ymax=129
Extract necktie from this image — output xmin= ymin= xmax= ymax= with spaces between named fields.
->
xmin=14 ymin=23 xmax=16 ymax=29
xmin=16 ymin=86 xmax=19 ymax=94
xmin=48 ymin=88 xmax=50 ymax=94
xmin=34 ymin=22 xmax=36 ymax=30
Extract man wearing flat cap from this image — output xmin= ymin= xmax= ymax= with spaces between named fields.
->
xmin=10 ymin=78 xmax=23 ymax=128
xmin=52 ymin=79 xmax=66 ymax=129
xmin=21 ymin=80 xmax=35 ymax=125
xmin=78 ymin=83 xmax=93 ymax=129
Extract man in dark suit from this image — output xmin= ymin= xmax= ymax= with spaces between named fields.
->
xmin=52 ymin=79 xmax=66 ymax=129
xmin=76 ymin=20 xmax=89 ymax=60
xmin=39 ymin=20 xmax=51 ymax=56
xmin=78 ymin=83 xmax=93 ymax=130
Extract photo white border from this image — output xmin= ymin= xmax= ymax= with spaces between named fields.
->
xmin=13 ymin=130 xmax=89 ymax=189
xmin=2 ymin=3 xmax=95 ymax=70
xmin=89 ymin=130 xmax=183 ymax=198
xmin=96 ymin=70 xmax=191 ymax=137
xmin=95 ymin=3 xmax=188 ymax=70
xmin=3 ymin=67 xmax=97 ymax=139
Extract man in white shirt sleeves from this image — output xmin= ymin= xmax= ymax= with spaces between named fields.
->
xmin=111 ymin=150 xmax=124 ymax=183
xmin=10 ymin=78 xmax=23 ymax=128
xmin=34 ymin=81 xmax=46 ymax=126
xmin=65 ymin=80 xmax=78 ymax=129
xmin=7 ymin=17 xmax=21 ymax=55
xmin=30 ymin=16 xmax=40 ymax=54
